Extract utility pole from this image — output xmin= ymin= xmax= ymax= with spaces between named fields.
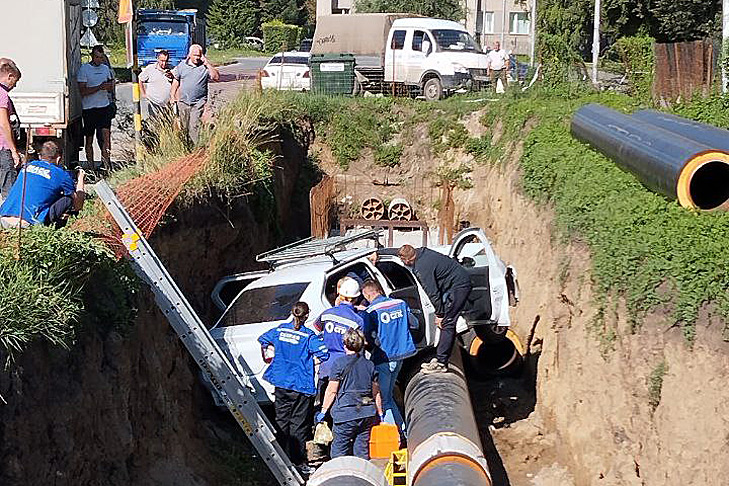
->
xmin=591 ymin=0 xmax=601 ymax=85
xmin=723 ymin=0 xmax=729 ymax=92
xmin=529 ymin=0 xmax=537 ymax=66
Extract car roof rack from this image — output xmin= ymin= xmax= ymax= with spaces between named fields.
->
xmin=256 ymin=229 xmax=382 ymax=268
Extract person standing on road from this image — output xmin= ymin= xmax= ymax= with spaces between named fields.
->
xmin=77 ymin=45 xmax=115 ymax=171
xmin=316 ymin=328 xmax=383 ymax=460
xmin=314 ymin=277 xmax=365 ymax=398
xmin=170 ymin=44 xmax=219 ymax=144
xmin=361 ymin=279 xmax=416 ymax=437
xmin=0 ymin=141 xmax=85 ymax=229
xmin=0 ymin=59 xmax=22 ymax=205
xmin=139 ymin=50 xmax=173 ymax=120
xmin=487 ymin=41 xmax=510 ymax=93
xmin=370 ymin=245 xmax=472 ymax=373
xmin=258 ymin=302 xmax=329 ymax=477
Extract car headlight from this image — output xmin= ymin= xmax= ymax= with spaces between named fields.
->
xmin=452 ymin=63 xmax=469 ymax=74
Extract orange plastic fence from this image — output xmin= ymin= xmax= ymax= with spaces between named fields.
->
xmin=73 ymin=150 xmax=207 ymax=257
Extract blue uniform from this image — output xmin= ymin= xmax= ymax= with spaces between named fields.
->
xmin=258 ymin=319 xmax=329 ymax=396
xmin=315 ymin=302 xmax=364 ymax=378
xmin=0 ymin=160 xmax=75 ymax=225
xmin=363 ymin=295 xmax=417 ymax=365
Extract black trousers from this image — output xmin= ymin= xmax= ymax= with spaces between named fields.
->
xmin=435 ymin=285 xmax=472 ymax=364
xmin=274 ymin=387 xmax=315 ymax=466
xmin=45 ymin=196 xmax=76 ymax=228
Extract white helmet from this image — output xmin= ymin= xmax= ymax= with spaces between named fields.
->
xmin=338 ymin=277 xmax=361 ymax=299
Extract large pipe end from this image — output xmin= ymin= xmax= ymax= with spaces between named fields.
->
xmin=408 ymin=433 xmax=492 ymax=486
xmin=677 ymin=152 xmax=729 ymax=210
xmin=307 ymin=456 xmax=388 ymax=486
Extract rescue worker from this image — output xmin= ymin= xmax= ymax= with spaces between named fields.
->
xmin=316 ymin=328 xmax=383 ymax=459
xmin=258 ymin=302 xmax=329 ymax=477
xmin=361 ymin=279 xmax=416 ymax=437
xmin=369 ymin=245 xmax=472 ymax=373
xmin=314 ymin=277 xmax=365 ymax=398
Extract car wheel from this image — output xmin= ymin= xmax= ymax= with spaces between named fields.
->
xmin=423 ymin=77 xmax=443 ymax=101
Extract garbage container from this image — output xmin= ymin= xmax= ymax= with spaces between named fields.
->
xmin=310 ymin=53 xmax=356 ymax=95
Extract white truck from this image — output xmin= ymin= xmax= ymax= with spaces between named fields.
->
xmin=311 ymin=14 xmax=490 ymax=100
xmin=2 ymin=0 xmax=83 ymax=159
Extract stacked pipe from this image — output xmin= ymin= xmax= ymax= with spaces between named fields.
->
xmin=571 ymin=104 xmax=729 ymax=211
xmin=404 ymin=349 xmax=492 ymax=486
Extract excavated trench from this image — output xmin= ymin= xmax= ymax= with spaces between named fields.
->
xmin=2 ymin=109 xmax=729 ymax=486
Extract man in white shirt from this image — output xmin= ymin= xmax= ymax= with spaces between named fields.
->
xmin=139 ymin=50 xmax=173 ymax=120
xmin=77 ymin=45 xmax=115 ymax=170
xmin=487 ymin=41 xmax=510 ymax=93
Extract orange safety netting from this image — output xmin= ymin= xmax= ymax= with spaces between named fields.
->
xmin=73 ymin=150 xmax=207 ymax=257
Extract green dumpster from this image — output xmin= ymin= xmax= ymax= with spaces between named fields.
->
xmin=310 ymin=54 xmax=356 ymax=95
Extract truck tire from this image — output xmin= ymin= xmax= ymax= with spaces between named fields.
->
xmin=423 ymin=77 xmax=443 ymax=101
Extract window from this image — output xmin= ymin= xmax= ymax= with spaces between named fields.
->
xmin=268 ymin=55 xmax=310 ymax=65
xmin=222 ymin=283 xmax=309 ymax=327
xmin=431 ymin=29 xmax=480 ymax=52
xmin=509 ymin=12 xmax=530 ymax=35
xmin=391 ymin=30 xmax=406 ymax=50
xmin=483 ymin=12 xmax=495 ymax=34
xmin=412 ymin=30 xmax=427 ymax=51
xmin=138 ymin=21 xmax=188 ymax=36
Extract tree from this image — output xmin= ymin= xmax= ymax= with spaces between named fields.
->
xmin=651 ymin=0 xmax=721 ymax=42
xmin=208 ymin=0 xmax=261 ymax=47
xmin=261 ymin=0 xmax=304 ymax=25
xmin=537 ymin=0 xmax=594 ymax=56
xmin=355 ymin=0 xmax=463 ymax=22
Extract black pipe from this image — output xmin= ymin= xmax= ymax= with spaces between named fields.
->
xmin=633 ymin=110 xmax=729 ymax=153
xmin=571 ymin=103 xmax=729 ymax=210
xmin=404 ymin=350 xmax=492 ymax=486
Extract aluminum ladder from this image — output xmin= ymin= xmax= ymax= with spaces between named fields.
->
xmin=95 ymin=181 xmax=304 ymax=486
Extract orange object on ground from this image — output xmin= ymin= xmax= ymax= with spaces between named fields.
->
xmin=369 ymin=423 xmax=400 ymax=459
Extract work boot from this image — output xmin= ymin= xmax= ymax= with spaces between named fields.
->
xmin=421 ymin=358 xmax=448 ymax=374
xmin=296 ymin=464 xmax=316 ymax=478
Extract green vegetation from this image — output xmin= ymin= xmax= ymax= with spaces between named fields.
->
xmin=262 ymin=20 xmax=302 ymax=52
xmin=612 ymin=35 xmax=655 ymax=102
xmin=0 ymin=228 xmax=137 ymax=363
xmin=374 ymin=144 xmax=403 ymax=168
xmin=648 ymin=360 xmax=668 ymax=410
xmin=207 ymin=0 xmax=260 ymax=48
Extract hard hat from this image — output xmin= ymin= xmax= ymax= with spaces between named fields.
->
xmin=339 ymin=277 xmax=361 ymax=299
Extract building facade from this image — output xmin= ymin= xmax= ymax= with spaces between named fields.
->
xmin=464 ymin=0 xmax=533 ymax=54
xmin=316 ymin=0 xmax=534 ymax=55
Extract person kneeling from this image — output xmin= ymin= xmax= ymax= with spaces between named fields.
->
xmin=316 ymin=328 xmax=383 ymax=460
xmin=0 ymin=141 xmax=85 ymax=229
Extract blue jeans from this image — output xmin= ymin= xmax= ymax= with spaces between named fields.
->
xmin=376 ymin=360 xmax=404 ymax=435
xmin=331 ymin=416 xmax=377 ymax=459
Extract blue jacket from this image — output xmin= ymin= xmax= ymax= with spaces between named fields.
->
xmin=363 ymin=295 xmax=417 ymax=365
xmin=314 ymin=302 xmax=364 ymax=378
xmin=0 ymin=160 xmax=75 ymax=224
xmin=258 ymin=319 xmax=329 ymax=396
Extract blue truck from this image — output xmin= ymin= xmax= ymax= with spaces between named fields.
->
xmin=137 ymin=9 xmax=206 ymax=67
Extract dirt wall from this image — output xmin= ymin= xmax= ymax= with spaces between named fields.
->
xmin=0 ymin=122 xmax=316 ymax=486
xmin=453 ymin=135 xmax=729 ymax=485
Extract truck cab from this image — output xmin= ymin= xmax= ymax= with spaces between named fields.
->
xmin=385 ymin=18 xmax=489 ymax=101
xmin=137 ymin=9 xmax=206 ymax=67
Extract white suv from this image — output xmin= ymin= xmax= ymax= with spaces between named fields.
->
xmin=209 ymin=228 xmax=518 ymax=402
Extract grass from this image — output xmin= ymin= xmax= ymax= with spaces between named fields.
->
xmin=0 ymin=227 xmax=137 ymax=364
xmin=648 ymin=360 xmax=668 ymax=410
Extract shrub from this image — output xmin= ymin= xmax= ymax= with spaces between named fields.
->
xmin=613 ymin=35 xmax=655 ymax=102
xmin=207 ymin=0 xmax=261 ymax=49
xmin=262 ymin=20 xmax=301 ymax=53
xmin=375 ymin=144 xmax=402 ymax=167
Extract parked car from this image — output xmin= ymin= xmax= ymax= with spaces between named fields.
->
xmin=245 ymin=36 xmax=264 ymax=51
xmin=299 ymin=38 xmax=313 ymax=52
xmin=260 ymin=51 xmax=311 ymax=91
xmin=209 ymin=228 xmax=518 ymax=403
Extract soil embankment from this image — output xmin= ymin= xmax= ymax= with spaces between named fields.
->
xmin=0 ymin=121 xmax=316 ymax=486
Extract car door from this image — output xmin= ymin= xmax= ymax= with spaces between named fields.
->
xmin=448 ymin=228 xmax=517 ymax=330
xmin=385 ymin=29 xmax=408 ymax=82
xmin=406 ymin=30 xmax=431 ymax=85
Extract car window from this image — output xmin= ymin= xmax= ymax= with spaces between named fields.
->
xmin=324 ymin=262 xmax=375 ymax=305
xmin=222 ymin=283 xmax=309 ymax=327
xmin=269 ymin=56 xmax=310 ymax=65
xmin=377 ymin=261 xmax=417 ymax=290
xmin=391 ymin=30 xmax=406 ymax=50
xmin=412 ymin=30 xmax=426 ymax=51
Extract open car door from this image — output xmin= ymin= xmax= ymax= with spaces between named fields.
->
xmin=449 ymin=228 xmax=517 ymax=332
xmin=211 ymin=270 xmax=271 ymax=312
